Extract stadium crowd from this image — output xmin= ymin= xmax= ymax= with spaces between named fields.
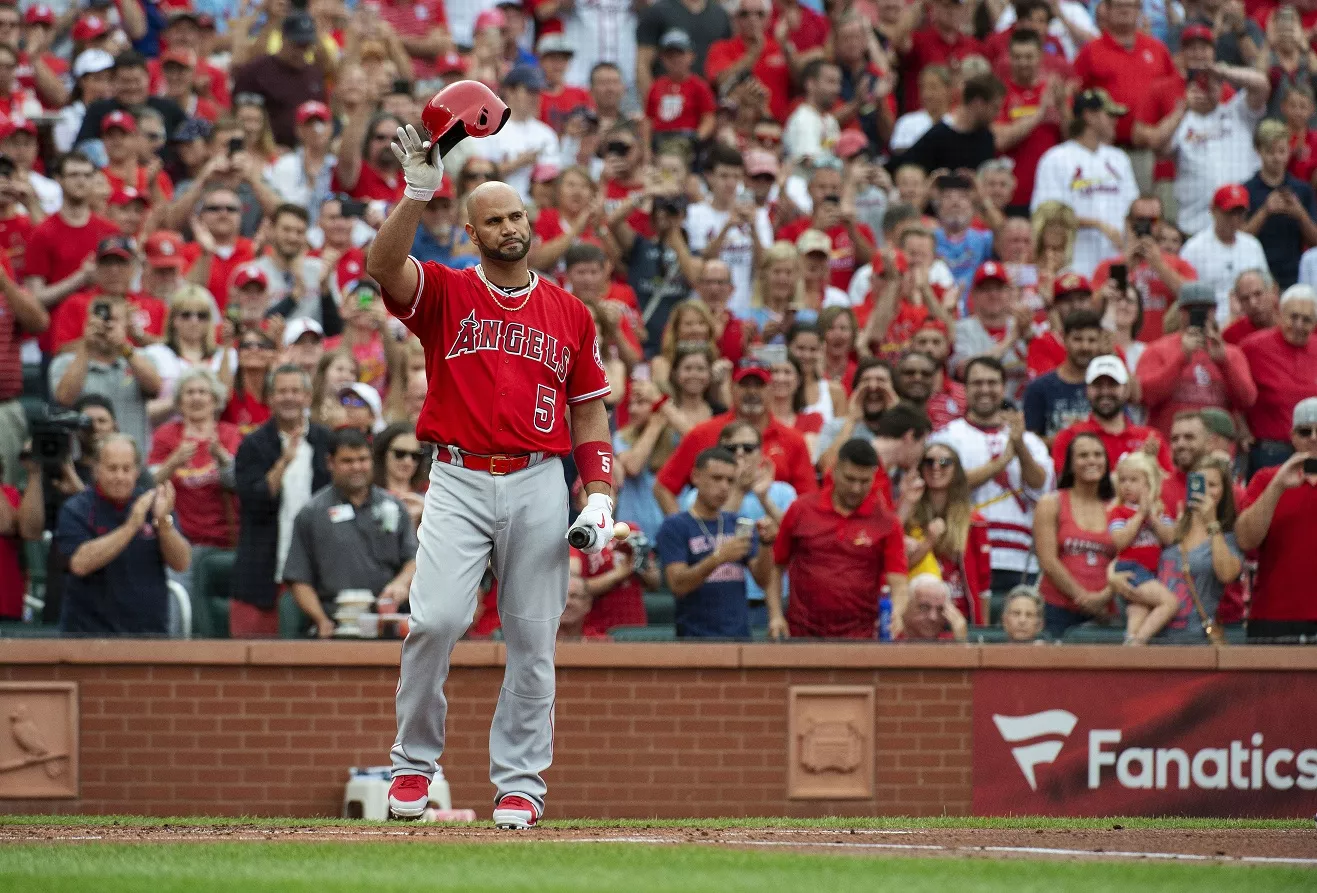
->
xmin=2 ymin=0 xmax=1317 ymax=646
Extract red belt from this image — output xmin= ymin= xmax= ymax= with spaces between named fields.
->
xmin=433 ymin=446 xmax=537 ymax=476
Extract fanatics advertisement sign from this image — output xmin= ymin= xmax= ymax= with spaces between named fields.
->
xmin=972 ymin=670 xmax=1317 ymax=817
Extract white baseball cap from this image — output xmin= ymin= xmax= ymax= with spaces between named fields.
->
xmin=1085 ymin=355 xmax=1128 ymax=385
xmin=74 ymin=49 xmax=115 ymax=78
xmin=283 ymin=317 xmax=324 ymax=347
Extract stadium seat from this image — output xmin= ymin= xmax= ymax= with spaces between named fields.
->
xmin=1224 ymin=624 xmax=1247 ymax=644
xmin=968 ymin=625 xmax=1011 ymax=643
xmin=0 ymin=621 xmax=60 ymax=638
xmin=279 ymin=590 xmax=312 ymax=639
xmin=610 ymin=625 xmax=676 ymax=642
xmin=167 ymin=581 xmax=192 ymax=638
xmin=1062 ymin=624 xmax=1127 ymax=644
xmin=191 ymin=550 xmax=235 ymax=638
xmin=643 ymin=590 xmax=675 ymax=626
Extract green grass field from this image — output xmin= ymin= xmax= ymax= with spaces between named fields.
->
xmin=0 ymin=816 xmax=1312 ymax=893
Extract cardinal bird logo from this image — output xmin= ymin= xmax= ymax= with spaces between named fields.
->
xmin=7 ymin=704 xmax=65 ymax=779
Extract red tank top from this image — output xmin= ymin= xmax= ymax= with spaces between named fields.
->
xmin=1039 ymin=490 xmax=1117 ymax=611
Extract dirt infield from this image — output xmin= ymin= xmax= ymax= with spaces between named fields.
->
xmin=2 ymin=822 xmax=1314 ymax=865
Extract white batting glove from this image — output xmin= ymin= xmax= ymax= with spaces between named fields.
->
xmin=391 ymin=124 xmax=443 ymax=202
xmin=568 ymin=493 xmax=614 ymax=556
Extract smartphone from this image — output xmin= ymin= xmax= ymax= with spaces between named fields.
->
xmin=1131 ymin=217 xmax=1153 ymax=238
xmin=227 ymin=136 xmax=244 ymax=156
xmin=1187 ymin=472 xmax=1206 ymax=503
xmin=1110 ymin=263 xmax=1128 ymax=294
xmin=356 ymin=289 xmax=374 ymax=311
xmin=1000 ymin=399 xmax=1017 ymax=412
xmin=92 ymin=300 xmax=112 ymax=322
xmin=1187 ymin=306 xmax=1209 ymax=329
xmin=1304 ymin=458 xmax=1317 ymax=475
xmin=340 ymin=198 xmax=368 ymax=219
xmin=735 ymin=517 xmax=756 ymax=539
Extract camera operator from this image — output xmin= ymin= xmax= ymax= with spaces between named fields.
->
xmin=55 ymin=433 xmax=191 ymax=636
xmin=49 ymin=295 xmax=162 ymax=451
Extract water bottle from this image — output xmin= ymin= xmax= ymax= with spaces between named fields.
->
xmin=878 ymin=595 xmax=892 ymax=642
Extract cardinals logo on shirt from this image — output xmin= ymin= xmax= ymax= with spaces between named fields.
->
xmin=445 ymin=310 xmax=572 ymax=381
xmin=853 ymin=529 xmax=874 ymax=548
xmin=1068 ymin=165 xmax=1122 ymax=197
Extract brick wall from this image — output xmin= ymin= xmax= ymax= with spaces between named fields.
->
xmin=0 ymin=641 xmax=1308 ymax=819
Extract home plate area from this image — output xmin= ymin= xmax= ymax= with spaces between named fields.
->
xmin=2 ymin=822 xmax=1315 ymax=866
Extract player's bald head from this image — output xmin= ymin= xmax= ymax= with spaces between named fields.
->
xmin=466 ymin=181 xmax=523 ymax=223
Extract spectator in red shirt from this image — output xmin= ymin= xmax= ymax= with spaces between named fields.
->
xmin=654 ymin=358 xmax=817 ymax=515
xmin=49 ymin=236 xmax=167 ymax=352
xmin=1090 ymin=195 xmax=1195 ymax=343
xmin=179 ymin=186 xmax=256 ymax=312
xmin=776 ymin=159 xmax=876 ymax=290
xmin=900 ymin=0 xmax=983 ymax=112
xmin=1236 ymin=401 xmax=1317 ymax=640
xmin=580 ymin=535 xmax=660 ymax=635
xmin=101 ymin=110 xmax=173 ymax=203
xmin=22 ymin=152 xmax=121 ymax=354
xmin=705 ymin=0 xmax=794 ymax=122
xmin=1136 ymin=282 xmax=1256 ymax=437
xmin=1239 ymin=284 xmax=1317 ymax=474
xmin=221 ymin=326 xmax=275 ymax=436
xmin=374 ymin=0 xmax=450 ymax=80
xmin=773 ymin=437 xmax=909 ymax=639
xmin=994 ymin=29 xmax=1066 ymax=209
xmin=149 ymin=10 xmax=231 ymax=110
xmin=1074 ymin=0 xmax=1177 ymax=150
xmin=1281 ymin=86 xmax=1317 ymax=185
xmin=536 ymin=33 xmax=592 ymax=134
xmin=333 ymin=104 xmax=405 ymax=206
xmin=0 ymin=159 xmax=35 ymax=273
xmin=1051 ymin=354 xmax=1172 ymax=475
xmin=14 ymin=4 xmax=70 ymax=110
xmin=528 ymin=166 xmax=606 ymax=275
xmin=645 ymin=30 xmax=717 ymax=147
xmin=1222 ymin=268 xmax=1278 ymax=345
xmin=155 ymin=48 xmax=220 ymax=123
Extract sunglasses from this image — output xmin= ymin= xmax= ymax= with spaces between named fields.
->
xmin=1295 ymin=426 xmax=1317 ymax=438
xmin=240 ymin=340 xmax=273 ymax=350
xmin=737 ymin=9 xmax=767 ymax=16
xmin=724 ymin=442 xmax=760 ymax=454
xmin=921 ymin=456 xmax=955 ymax=470
xmin=340 ymin=393 xmax=369 ymax=408
xmin=390 ymin=448 xmax=425 ymax=462
xmin=176 ymin=309 xmax=210 ymax=321
xmin=203 ymin=204 xmax=240 ymax=213
xmin=899 ymin=367 xmax=935 ymax=378
xmin=604 ymin=141 xmax=634 ymax=156
xmin=755 ymin=134 xmax=783 ymax=146
xmin=463 ymin=169 xmax=495 ymax=181
xmin=234 ymin=92 xmax=265 ymax=107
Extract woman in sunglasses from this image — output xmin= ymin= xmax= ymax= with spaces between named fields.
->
xmin=373 ymin=422 xmax=430 ymax=532
xmin=220 ymin=325 xmax=275 ymax=436
xmin=904 ymin=443 xmax=990 ymax=626
xmin=144 ymin=291 xmax=236 ymax=427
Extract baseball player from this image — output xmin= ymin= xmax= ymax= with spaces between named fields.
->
xmin=366 ymin=83 xmax=617 ymax=829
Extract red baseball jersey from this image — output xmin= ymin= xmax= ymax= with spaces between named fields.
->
xmin=383 ymin=261 xmax=610 ymax=455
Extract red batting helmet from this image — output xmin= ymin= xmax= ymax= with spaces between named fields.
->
xmin=421 ymin=80 xmax=510 ymax=162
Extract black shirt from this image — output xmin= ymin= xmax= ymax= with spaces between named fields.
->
xmin=893 ymin=121 xmax=997 ymax=174
xmin=232 ymin=54 xmax=329 ymax=148
xmin=1243 ymin=171 xmax=1316 ymax=289
xmin=636 ymin=0 xmax=731 ymax=78
xmin=77 ymin=97 xmax=186 ymax=147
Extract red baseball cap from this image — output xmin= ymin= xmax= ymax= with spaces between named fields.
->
xmin=1213 ymin=183 xmax=1250 ymax=211
xmin=295 ymin=100 xmax=331 ymax=125
xmin=434 ymin=175 xmax=455 ymax=201
xmin=916 ymin=317 xmax=949 ymax=337
xmin=436 ymin=50 xmax=467 ymax=76
xmin=972 ymin=260 xmax=1009 ymax=287
xmin=161 ymin=47 xmax=197 ymax=68
xmin=144 ymin=230 xmax=186 ymax=269
xmin=109 ymin=186 xmax=149 ymax=207
xmin=835 ymin=129 xmax=869 ymax=160
xmin=1181 ymin=23 xmax=1215 ymax=44
xmin=732 ymin=358 xmax=772 ymax=384
xmin=0 ymin=115 xmax=37 ymax=140
xmin=232 ymin=263 xmax=268 ymax=290
xmin=101 ymin=109 xmax=136 ymax=134
xmin=71 ymin=15 xmax=110 ymax=43
xmin=1053 ymin=272 xmax=1092 ymax=298
xmin=530 ymin=162 xmax=560 ymax=184
xmin=24 ymin=5 xmax=56 ymax=26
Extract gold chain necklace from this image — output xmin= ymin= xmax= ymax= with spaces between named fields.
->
xmin=477 ymin=265 xmax=535 ymax=313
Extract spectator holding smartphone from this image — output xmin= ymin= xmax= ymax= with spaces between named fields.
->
xmin=1235 ymin=399 xmax=1317 ymax=640
xmin=1242 ymin=120 xmax=1317 ymax=290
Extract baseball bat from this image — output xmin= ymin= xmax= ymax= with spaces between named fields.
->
xmin=568 ymin=521 xmax=631 ymax=550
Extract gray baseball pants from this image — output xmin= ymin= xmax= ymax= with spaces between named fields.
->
xmin=390 ymin=456 xmax=568 ymax=815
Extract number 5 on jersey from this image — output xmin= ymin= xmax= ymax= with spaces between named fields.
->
xmin=533 ymin=384 xmax=555 ymax=433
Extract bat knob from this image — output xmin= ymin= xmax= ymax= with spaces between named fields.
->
xmin=613 ymin=521 xmax=631 ymax=540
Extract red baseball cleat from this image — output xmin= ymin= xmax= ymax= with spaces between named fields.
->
xmin=388 ymin=774 xmax=430 ymax=820
xmin=492 ymin=794 xmax=540 ymax=829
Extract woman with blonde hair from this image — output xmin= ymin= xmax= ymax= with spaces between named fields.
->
xmin=747 ymin=241 xmax=810 ymax=342
xmin=905 ymin=442 xmax=991 ymax=625
xmin=384 ymin=335 xmax=426 ymax=423
xmin=234 ymin=92 xmax=281 ymax=164
xmin=310 ymin=348 xmax=361 ymax=428
xmin=1031 ymin=200 xmax=1078 ymax=289
xmin=659 ymin=342 xmax=722 ymax=434
xmin=145 ymin=290 xmax=237 ymax=426
xmin=527 ymin=165 xmax=607 ymax=274
xmin=817 ymin=305 xmax=859 ymax=391
xmin=650 ymin=298 xmax=718 ymax=392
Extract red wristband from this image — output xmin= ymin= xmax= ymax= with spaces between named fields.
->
xmin=573 ymin=440 xmax=614 ymax=487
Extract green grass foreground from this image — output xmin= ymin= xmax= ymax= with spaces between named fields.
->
xmin=0 ymin=813 xmax=1307 ymax=830
xmin=0 ymin=842 xmax=1312 ymax=893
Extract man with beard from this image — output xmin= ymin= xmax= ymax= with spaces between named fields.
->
xmin=1049 ymin=355 xmax=1171 ymax=475
xmin=1022 ymin=308 xmax=1103 ymax=443
xmin=335 ymin=109 xmax=407 ymax=206
xmin=815 ymin=357 xmax=898 ymax=475
xmin=892 ymin=350 xmax=944 ymax=430
xmin=367 ymin=126 xmax=614 ymax=830
xmin=931 ymin=356 xmax=1052 ymax=597
xmin=910 ymin=320 xmax=965 ymax=429
xmin=655 ymin=359 xmax=817 ymax=515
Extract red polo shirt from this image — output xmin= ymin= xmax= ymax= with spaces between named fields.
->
xmin=773 ymin=483 xmax=908 ymax=639
xmin=775 ymin=217 xmax=875 ymax=290
xmin=655 ymin=411 xmax=818 ymax=498
xmin=49 ymin=289 xmax=166 ymax=352
xmin=1050 ymin=415 xmax=1173 ymax=476
xmin=1239 ymin=327 xmax=1317 ymax=442
xmin=646 ymin=74 xmax=717 ymax=133
xmin=1222 ymin=316 xmax=1261 ymax=345
xmin=998 ymin=76 xmax=1063 ymax=207
xmin=1242 ymin=467 xmax=1317 ymax=622
xmin=1073 ymin=32 xmax=1177 ymax=145
xmin=706 ymin=36 xmax=792 ymax=121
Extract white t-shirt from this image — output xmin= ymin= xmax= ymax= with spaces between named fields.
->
xmin=1179 ymin=228 xmax=1269 ymax=323
xmin=1172 ymin=91 xmax=1265 ymax=236
xmin=995 ymin=0 xmax=1097 ymax=60
xmin=783 ymin=104 xmax=841 ymax=161
xmin=142 ymin=344 xmax=238 ymax=410
xmin=1031 ymin=139 xmax=1139 ymax=277
xmin=29 ymin=170 xmax=62 ymax=215
xmin=562 ymin=0 xmax=639 ymax=97
xmin=472 ymin=117 xmax=562 ymax=202
xmin=889 ymin=110 xmax=953 ymax=153
xmin=845 ymin=260 xmax=954 ymax=307
xmin=684 ymin=201 xmax=773 ymax=317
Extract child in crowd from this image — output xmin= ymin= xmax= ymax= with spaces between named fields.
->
xmin=1107 ymin=452 xmax=1180 ymax=644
